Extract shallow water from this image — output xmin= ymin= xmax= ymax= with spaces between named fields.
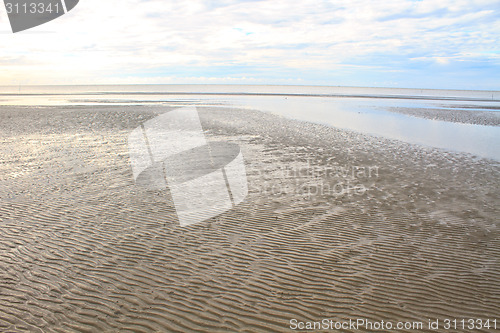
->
xmin=224 ymin=95 xmax=500 ymax=161
xmin=1 ymin=84 xmax=499 ymax=160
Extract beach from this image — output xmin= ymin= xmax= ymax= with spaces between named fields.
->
xmin=0 ymin=103 xmax=499 ymax=332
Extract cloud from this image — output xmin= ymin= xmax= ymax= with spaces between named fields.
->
xmin=0 ymin=0 xmax=498 ymax=88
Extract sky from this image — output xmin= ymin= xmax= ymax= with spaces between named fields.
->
xmin=0 ymin=0 xmax=499 ymax=89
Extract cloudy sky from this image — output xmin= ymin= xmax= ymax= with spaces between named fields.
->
xmin=1 ymin=0 xmax=499 ymax=89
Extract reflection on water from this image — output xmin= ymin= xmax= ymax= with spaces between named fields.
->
xmin=0 ymin=85 xmax=499 ymax=161
xmin=225 ymin=95 xmax=500 ymax=161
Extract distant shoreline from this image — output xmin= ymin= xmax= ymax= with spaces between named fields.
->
xmin=0 ymin=84 xmax=499 ymax=101
xmin=1 ymin=91 xmax=500 ymax=102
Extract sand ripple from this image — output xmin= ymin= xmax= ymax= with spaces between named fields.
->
xmin=0 ymin=106 xmax=498 ymax=332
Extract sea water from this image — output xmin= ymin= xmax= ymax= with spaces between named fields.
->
xmin=0 ymin=85 xmax=499 ymax=160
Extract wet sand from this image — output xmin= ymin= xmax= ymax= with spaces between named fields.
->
xmin=386 ymin=105 xmax=500 ymax=126
xmin=0 ymin=105 xmax=499 ymax=332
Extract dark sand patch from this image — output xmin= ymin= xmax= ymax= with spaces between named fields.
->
xmin=386 ymin=106 xmax=500 ymax=126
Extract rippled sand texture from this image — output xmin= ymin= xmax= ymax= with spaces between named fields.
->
xmin=0 ymin=106 xmax=499 ymax=332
